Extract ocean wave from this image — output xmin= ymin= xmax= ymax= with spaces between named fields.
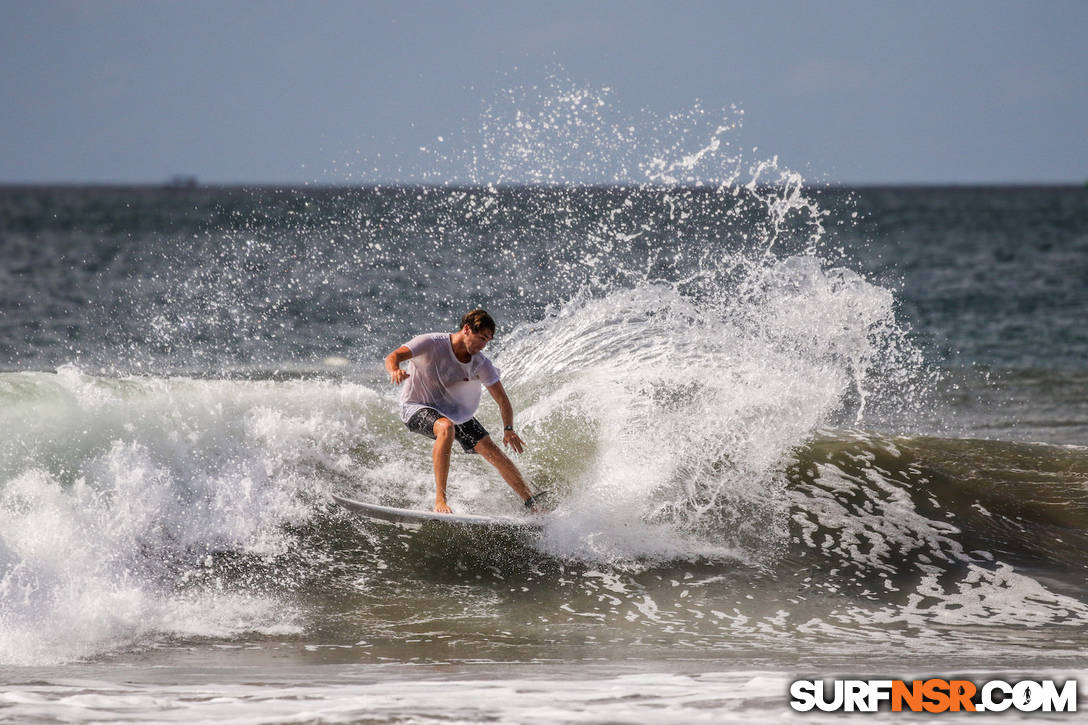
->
xmin=2 ymin=359 xmax=1086 ymax=664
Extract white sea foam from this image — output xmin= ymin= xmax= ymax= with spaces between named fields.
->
xmin=2 ymin=667 xmax=1083 ymax=724
xmin=0 ymin=670 xmax=793 ymax=724
xmin=0 ymin=369 xmax=385 ymax=664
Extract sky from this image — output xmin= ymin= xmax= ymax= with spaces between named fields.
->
xmin=1 ymin=0 xmax=1086 ymax=185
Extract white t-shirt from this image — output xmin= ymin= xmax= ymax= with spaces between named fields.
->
xmin=399 ymin=332 xmax=501 ymax=424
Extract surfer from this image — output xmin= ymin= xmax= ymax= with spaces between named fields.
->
xmin=385 ymin=309 xmax=542 ymax=514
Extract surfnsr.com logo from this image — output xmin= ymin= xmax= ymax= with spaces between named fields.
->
xmin=789 ymin=678 xmax=1078 ymax=713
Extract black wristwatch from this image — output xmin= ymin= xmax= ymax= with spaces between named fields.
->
xmin=503 ymin=425 xmax=514 ymax=431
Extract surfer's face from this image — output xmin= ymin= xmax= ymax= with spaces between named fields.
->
xmin=463 ymin=326 xmax=493 ymax=354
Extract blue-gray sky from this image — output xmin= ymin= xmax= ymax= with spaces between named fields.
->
xmin=2 ymin=0 xmax=1085 ymax=185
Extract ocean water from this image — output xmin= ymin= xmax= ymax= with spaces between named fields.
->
xmin=2 ymin=104 xmax=1088 ymax=721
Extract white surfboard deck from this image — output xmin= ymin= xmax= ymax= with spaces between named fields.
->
xmin=331 ymin=494 xmax=544 ymax=532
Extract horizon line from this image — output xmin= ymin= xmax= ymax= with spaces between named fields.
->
xmin=2 ymin=179 xmax=1086 ymax=190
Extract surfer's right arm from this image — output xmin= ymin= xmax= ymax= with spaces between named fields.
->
xmin=385 ymin=345 xmax=412 ymax=385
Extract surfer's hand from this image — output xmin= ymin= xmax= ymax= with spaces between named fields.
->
xmin=434 ymin=499 xmax=452 ymax=514
xmin=389 ymin=368 xmax=409 ymax=385
xmin=503 ymin=429 xmax=524 ymax=454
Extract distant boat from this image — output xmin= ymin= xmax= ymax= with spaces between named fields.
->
xmin=165 ymin=175 xmax=198 ymax=189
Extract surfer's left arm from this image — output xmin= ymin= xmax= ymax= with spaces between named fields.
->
xmin=486 ymin=381 xmax=524 ymax=454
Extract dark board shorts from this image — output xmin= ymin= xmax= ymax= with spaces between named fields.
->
xmin=405 ymin=407 xmax=489 ymax=453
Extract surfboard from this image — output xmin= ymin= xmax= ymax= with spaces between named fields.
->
xmin=331 ymin=493 xmax=545 ymax=532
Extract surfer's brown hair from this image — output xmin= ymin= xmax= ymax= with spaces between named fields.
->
xmin=460 ymin=309 xmax=496 ymax=335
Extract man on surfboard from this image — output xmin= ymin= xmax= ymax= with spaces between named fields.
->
xmin=385 ymin=309 xmax=542 ymax=514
